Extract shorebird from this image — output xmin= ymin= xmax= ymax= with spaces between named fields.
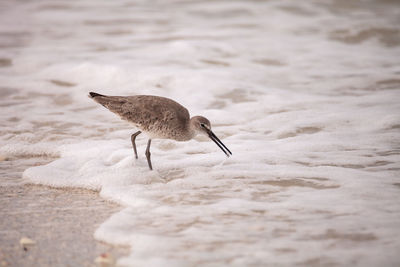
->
xmin=89 ymin=92 xmax=232 ymax=170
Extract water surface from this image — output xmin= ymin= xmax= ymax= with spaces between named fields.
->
xmin=1 ymin=0 xmax=400 ymax=266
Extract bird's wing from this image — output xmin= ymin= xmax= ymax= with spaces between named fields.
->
xmin=92 ymin=95 xmax=190 ymax=131
xmin=122 ymin=96 xmax=190 ymax=130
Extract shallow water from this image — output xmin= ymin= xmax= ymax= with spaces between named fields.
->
xmin=1 ymin=0 xmax=400 ymax=266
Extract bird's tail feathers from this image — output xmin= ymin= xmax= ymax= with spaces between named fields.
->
xmin=88 ymin=92 xmax=105 ymax=98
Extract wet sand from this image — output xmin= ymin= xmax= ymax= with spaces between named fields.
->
xmin=0 ymin=158 xmax=128 ymax=266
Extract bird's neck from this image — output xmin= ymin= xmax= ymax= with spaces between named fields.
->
xmin=184 ymin=117 xmax=197 ymax=140
xmin=170 ymin=118 xmax=196 ymax=141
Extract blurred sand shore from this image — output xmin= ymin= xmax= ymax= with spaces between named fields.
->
xmin=0 ymin=158 xmax=128 ymax=266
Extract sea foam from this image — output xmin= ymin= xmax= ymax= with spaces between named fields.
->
xmin=1 ymin=0 xmax=399 ymax=266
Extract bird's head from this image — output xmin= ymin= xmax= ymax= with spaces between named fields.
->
xmin=190 ymin=116 xmax=232 ymax=157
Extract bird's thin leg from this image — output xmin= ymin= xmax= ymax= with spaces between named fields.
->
xmin=145 ymin=139 xmax=153 ymax=170
xmin=131 ymin=131 xmax=141 ymax=159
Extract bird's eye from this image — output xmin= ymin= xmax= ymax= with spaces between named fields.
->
xmin=200 ymin=123 xmax=205 ymax=128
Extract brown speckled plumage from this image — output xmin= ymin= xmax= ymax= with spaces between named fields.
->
xmin=89 ymin=92 xmax=232 ymax=170
xmin=90 ymin=93 xmax=193 ymax=141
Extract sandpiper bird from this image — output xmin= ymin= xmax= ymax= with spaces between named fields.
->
xmin=89 ymin=92 xmax=232 ymax=170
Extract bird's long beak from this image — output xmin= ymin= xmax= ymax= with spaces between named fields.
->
xmin=207 ymin=130 xmax=232 ymax=157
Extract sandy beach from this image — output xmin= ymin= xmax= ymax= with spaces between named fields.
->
xmin=0 ymin=157 xmax=128 ymax=266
